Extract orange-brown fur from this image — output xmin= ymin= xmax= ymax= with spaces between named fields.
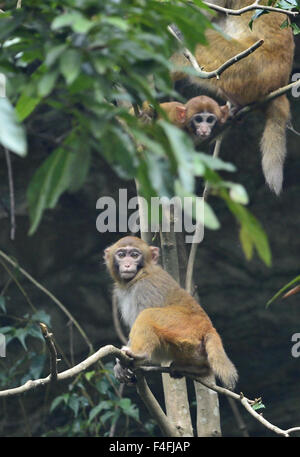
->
xmin=185 ymin=95 xmax=229 ymax=124
xmin=171 ymin=0 xmax=295 ymax=194
xmin=105 ymin=236 xmax=238 ymax=389
xmin=159 ymin=101 xmax=186 ymax=127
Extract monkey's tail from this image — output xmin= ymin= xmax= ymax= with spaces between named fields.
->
xmin=260 ymin=95 xmax=290 ymax=195
xmin=205 ymin=331 xmax=238 ymax=390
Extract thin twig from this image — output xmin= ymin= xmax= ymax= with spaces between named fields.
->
xmin=0 ymin=258 xmax=37 ymax=313
xmin=169 ymin=25 xmax=264 ymax=80
xmin=109 ymin=383 xmax=125 ymax=437
xmin=0 ymin=249 xmax=93 ymax=353
xmin=4 ymin=148 xmax=16 ymax=240
xmin=67 ymin=319 xmax=75 ymax=366
xmin=185 ymin=136 xmax=223 ymax=294
xmin=39 ymin=323 xmax=58 ymax=381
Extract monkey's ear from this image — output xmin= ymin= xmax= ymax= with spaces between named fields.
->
xmin=104 ymin=248 xmax=110 ymax=261
xmin=150 ymin=246 xmax=160 ymax=264
xmin=175 ymin=105 xmax=187 ymax=124
xmin=219 ymin=105 xmax=229 ymax=124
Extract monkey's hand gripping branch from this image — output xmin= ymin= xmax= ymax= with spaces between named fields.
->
xmin=114 ymin=346 xmax=138 ymax=385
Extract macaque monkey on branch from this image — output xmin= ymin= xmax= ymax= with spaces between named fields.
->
xmin=105 ymin=236 xmax=238 ymax=389
xmin=171 ymin=0 xmax=295 ymax=194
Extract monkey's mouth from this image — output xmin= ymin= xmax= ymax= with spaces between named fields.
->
xmin=198 ymin=132 xmax=209 ymax=138
xmin=120 ymin=270 xmax=136 ymax=279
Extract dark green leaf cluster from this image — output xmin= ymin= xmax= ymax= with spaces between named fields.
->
xmin=0 ymin=0 xmax=274 ymax=263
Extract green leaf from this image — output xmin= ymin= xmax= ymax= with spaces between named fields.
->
xmin=88 ymin=401 xmax=112 ymax=423
xmin=45 ymin=44 xmax=68 ymax=67
xmin=224 ymin=194 xmax=271 ymax=266
xmin=15 ymin=93 xmax=41 ymax=122
xmin=50 ymin=395 xmax=68 ymax=413
xmin=102 ymin=17 xmax=129 ymax=31
xmin=266 ymin=275 xmax=300 ymax=308
xmin=0 ymin=98 xmax=27 ymax=156
xmin=252 ymin=401 xmax=265 ymax=411
xmin=159 ymin=120 xmax=194 ymax=193
xmin=196 ymin=153 xmax=236 ymax=172
xmin=31 ymin=310 xmax=52 ymax=327
xmin=60 ymin=50 xmax=81 ymax=85
xmin=118 ymin=398 xmax=139 ymax=421
xmin=14 ymin=328 xmax=28 ymax=350
xmin=239 ymin=225 xmax=253 ymax=261
xmin=0 ymin=326 xmax=13 ymax=334
xmin=68 ymin=395 xmax=80 ymax=417
xmin=84 ymin=371 xmax=95 ymax=382
xmin=29 ymin=354 xmax=46 ymax=379
xmin=37 ymin=70 xmax=59 ymax=97
xmin=52 ymin=11 xmax=93 ymax=33
xmin=228 ymin=183 xmax=249 ymax=205
xmin=27 ymin=148 xmax=75 ymax=235
xmin=67 ymin=148 xmax=91 ymax=192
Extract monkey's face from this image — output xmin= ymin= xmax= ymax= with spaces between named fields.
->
xmin=188 ymin=112 xmax=217 ymax=140
xmin=114 ymin=247 xmax=144 ymax=280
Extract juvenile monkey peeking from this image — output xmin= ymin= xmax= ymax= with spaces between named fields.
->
xmin=105 ymin=236 xmax=238 ymax=389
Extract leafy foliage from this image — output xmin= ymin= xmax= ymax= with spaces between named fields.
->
xmin=46 ymin=363 xmax=156 ymax=437
xmin=0 ymin=0 xmax=277 ymax=264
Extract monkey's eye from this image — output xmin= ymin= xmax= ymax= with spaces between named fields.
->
xmin=130 ymin=251 xmax=140 ymax=259
xmin=117 ymin=251 xmax=126 ymax=258
xmin=193 ymin=115 xmax=203 ymax=123
xmin=207 ymin=115 xmax=216 ymax=123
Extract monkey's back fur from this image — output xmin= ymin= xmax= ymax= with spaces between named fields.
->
xmin=116 ymin=263 xmax=238 ymax=389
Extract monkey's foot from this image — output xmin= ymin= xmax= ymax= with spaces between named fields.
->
xmin=114 ymin=357 xmax=137 ymax=386
xmin=169 ymin=362 xmax=184 ymax=379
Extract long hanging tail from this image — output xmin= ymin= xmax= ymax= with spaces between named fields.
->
xmin=205 ymin=331 xmax=238 ymax=390
xmin=260 ymin=96 xmax=290 ymax=195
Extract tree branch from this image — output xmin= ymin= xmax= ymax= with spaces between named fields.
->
xmin=2 ymin=342 xmax=299 ymax=437
xmin=4 ymin=148 xmax=16 ymax=240
xmin=169 ymin=24 xmax=264 ymax=80
xmin=137 ymin=365 xmax=300 ymax=437
xmin=0 ymin=345 xmax=126 ymax=398
xmin=203 ymin=0 xmax=298 ymax=17
xmin=135 ymin=372 xmax=180 ymax=437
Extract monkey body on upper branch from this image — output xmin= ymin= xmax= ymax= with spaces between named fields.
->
xmin=105 ymin=236 xmax=238 ymax=389
xmin=171 ymin=0 xmax=295 ymax=194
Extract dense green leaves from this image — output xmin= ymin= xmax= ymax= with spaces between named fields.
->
xmin=0 ymin=0 xmax=288 ymax=264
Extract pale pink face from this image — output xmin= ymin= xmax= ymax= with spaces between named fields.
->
xmin=114 ymin=246 xmax=144 ymax=280
xmin=105 ymin=240 xmax=160 ymax=281
xmin=189 ymin=112 xmax=218 ymax=139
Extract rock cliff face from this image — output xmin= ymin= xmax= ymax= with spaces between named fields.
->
xmin=0 ymin=38 xmax=300 ymax=438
